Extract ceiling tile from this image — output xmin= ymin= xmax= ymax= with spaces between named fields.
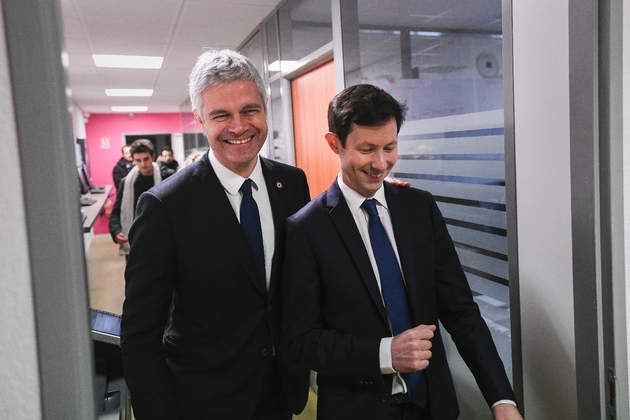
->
xmin=73 ymin=0 xmax=184 ymax=26
xmin=85 ymin=21 xmax=174 ymax=48
xmin=97 ymin=68 xmax=159 ymax=88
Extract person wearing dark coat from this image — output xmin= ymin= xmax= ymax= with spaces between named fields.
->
xmin=108 ymin=139 xmax=162 ymax=256
xmin=112 ymin=144 xmax=133 ymax=189
xmin=120 ymin=49 xmax=311 ymax=419
xmin=158 ymin=147 xmax=179 ymax=174
xmin=283 ymin=84 xmax=522 ymax=420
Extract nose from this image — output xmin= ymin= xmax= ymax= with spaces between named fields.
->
xmin=227 ymin=113 xmax=248 ymax=133
xmin=372 ymin=151 xmax=387 ymax=171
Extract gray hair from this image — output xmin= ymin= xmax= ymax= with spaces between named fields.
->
xmin=188 ymin=49 xmax=267 ymax=118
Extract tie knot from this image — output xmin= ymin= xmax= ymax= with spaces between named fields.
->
xmin=361 ymin=199 xmax=379 ymax=217
xmin=241 ymin=179 xmax=253 ymax=196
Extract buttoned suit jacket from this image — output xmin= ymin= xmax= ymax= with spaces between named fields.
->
xmin=282 ymin=180 xmax=515 ymax=420
xmin=121 ymin=152 xmax=311 ymax=419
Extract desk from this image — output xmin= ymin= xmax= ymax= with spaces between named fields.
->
xmin=82 ymin=185 xmax=113 ymax=233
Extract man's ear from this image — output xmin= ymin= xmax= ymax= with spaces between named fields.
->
xmin=325 ymin=132 xmax=341 ymax=155
xmin=193 ymin=110 xmax=204 ymax=126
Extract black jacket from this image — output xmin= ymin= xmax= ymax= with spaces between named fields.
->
xmin=112 ymin=158 xmax=133 ymax=189
xmin=121 ymin=154 xmax=311 ymax=419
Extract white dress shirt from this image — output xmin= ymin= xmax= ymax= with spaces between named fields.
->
xmin=207 ymin=149 xmax=275 ymax=290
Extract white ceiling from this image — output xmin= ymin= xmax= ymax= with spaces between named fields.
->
xmin=60 ymin=0 xmax=283 ymax=114
xmin=59 ymin=0 xmax=502 ymax=115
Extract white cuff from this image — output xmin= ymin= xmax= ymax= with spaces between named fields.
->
xmin=491 ymin=400 xmax=517 ymax=409
xmin=379 ymin=337 xmax=396 ymax=374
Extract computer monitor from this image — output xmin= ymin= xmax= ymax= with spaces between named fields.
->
xmin=90 ymin=308 xmax=122 ymax=346
xmin=78 ymin=166 xmax=90 ymax=195
xmin=80 ymin=163 xmax=106 ymax=193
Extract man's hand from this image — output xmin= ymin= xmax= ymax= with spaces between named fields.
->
xmin=114 ymin=232 xmax=129 ymax=245
xmin=492 ymin=403 xmax=523 ymax=420
xmin=391 ymin=324 xmax=436 ymax=373
xmin=384 ymin=176 xmax=411 ymax=187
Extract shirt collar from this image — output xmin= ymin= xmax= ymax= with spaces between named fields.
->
xmin=208 ymin=148 xmax=264 ymax=196
xmin=337 ymin=174 xmax=388 ymax=213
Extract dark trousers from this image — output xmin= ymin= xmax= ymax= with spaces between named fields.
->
xmin=388 ymin=402 xmax=432 ymax=420
xmin=252 ymin=357 xmax=292 ymax=420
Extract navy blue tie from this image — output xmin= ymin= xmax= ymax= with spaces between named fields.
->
xmin=361 ymin=199 xmax=428 ymax=408
xmin=240 ymin=179 xmax=266 ymax=289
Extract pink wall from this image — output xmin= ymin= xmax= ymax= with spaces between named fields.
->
xmin=84 ymin=112 xmax=190 ymax=234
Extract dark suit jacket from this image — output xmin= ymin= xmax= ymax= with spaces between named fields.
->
xmin=282 ymin=180 xmax=515 ymax=420
xmin=121 ymin=152 xmax=311 ymax=419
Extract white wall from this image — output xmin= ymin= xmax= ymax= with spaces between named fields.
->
xmin=71 ymin=101 xmax=87 ymax=139
xmin=512 ymin=0 xmax=578 ymax=418
xmin=0 ymin=4 xmax=42 ymax=418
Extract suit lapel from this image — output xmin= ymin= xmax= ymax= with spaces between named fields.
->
xmin=385 ymin=184 xmax=422 ymax=323
xmin=189 ymin=154 xmax=267 ymax=297
xmin=327 ymin=180 xmax=389 ymax=324
xmin=261 ymin=158 xmax=285 ymax=299
xmin=261 ymin=158 xmax=285 ymax=245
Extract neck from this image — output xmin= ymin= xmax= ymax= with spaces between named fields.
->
xmin=224 ymin=158 xmax=257 ymax=178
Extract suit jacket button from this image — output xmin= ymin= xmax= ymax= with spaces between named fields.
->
xmin=261 ymin=349 xmax=269 ymax=357
xmin=267 ymin=304 xmax=272 ymax=312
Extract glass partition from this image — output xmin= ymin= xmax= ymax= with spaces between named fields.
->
xmin=266 ymin=14 xmax=280 ymax=78
xmin=277 ymin=0 xmax=332 ymax=72
xmin=240 ymin=31 xmax=264 ymax=78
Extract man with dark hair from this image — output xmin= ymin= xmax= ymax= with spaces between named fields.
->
xmin=112 ymin=144 xmax=133 ymax=188
xmin=282 ymin=84 xmax=522 ymax=420
xmin=158 ymin=147 xmax=179 ymax=173
xmin=108 ymin=139 xmax=163 ymax=256
xmin=121 ymin=50 xmax=310 ymax=419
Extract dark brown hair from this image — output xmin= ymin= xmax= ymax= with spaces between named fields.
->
xmin=327 ymin=84 xmax=408 ymax=146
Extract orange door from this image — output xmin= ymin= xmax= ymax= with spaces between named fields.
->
xmin=292 ymin=59 xmax=338 ymax=198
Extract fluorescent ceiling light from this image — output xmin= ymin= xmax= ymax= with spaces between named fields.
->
xmin=106 ymin=89 xmax=154 ymax=97
xmin=111 ymin=106 xmax=148 ymax=112
xmin=93 ymin=54 xmax=163 ymax=69
xmin=409 ymin=31 xmax=444 ymax=37
xmin=268 ymin=60 xmax=299 ymax=73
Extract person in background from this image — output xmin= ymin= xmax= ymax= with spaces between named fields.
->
xmin=282 ymin=84 xmax=523 ymax=420
xmin=158 ymin=147 xmax=179 ymax=175
xmin=182 ymin=149 xmax=205 ymax=168
xmin=120 ymin=49 xmax=311 ymax=419
xmin=108 ymin=139 xmax=163 ymax=257
xmin=112 ymin=144 xmax=133 ymax=188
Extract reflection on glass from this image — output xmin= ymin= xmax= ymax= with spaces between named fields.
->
xmin=266 ymin=14 xmax=280 ymax=77
xmin=278 ymin=0 xmax=332 ymax=71
xmin=240 ymin=32 xmax=264 ymax=78
xmin=268 ymin=80 xmax=287 ymax=163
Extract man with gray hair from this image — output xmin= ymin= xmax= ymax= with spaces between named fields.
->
xmin=121 ymin=49 xmax=310 ymax=419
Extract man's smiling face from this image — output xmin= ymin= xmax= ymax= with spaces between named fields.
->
xmin=326 ymin=118 xmax=398 ymax=198
xmin=194 ymin=79 xmax=268 ymax=177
